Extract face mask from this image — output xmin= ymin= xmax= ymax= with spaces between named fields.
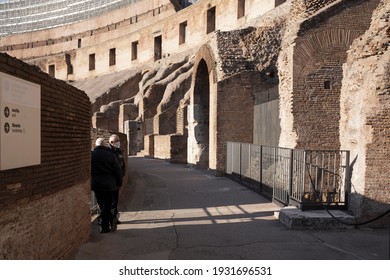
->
xmin=114 ymin=142 xmax=120 ymax=149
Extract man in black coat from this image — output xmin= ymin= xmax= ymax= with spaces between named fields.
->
xmin=109 ymin=134 xmax=126 ymax=224
xmin=91 ymin=138 xmax=123 ymax=233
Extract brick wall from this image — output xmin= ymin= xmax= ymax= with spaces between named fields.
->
xmin=170 ymin=135 xmax=188 ymax=163
xmin=290 ymin=0 xmax=339 ymax=20
xmin=154 ymin=135 xmax=171 ymax=159
xmin=0 ymin=52 xmax=91 ymax=259
xmin=143 ymin=134 xmax=155 ymax=157
xmin=176 ymin=103 xmax=188 ymax=135
xmin=216 ymin=71 xmax=258 ymax=173
xmin=153 ymin=134 xmax=187 ymax=163
xmin=340 ymin=0 xmax=389 ymax=225
xmin=292 ymin=0 xmax=379 ymax=150
xmin=153 ymin=106 xmax=177 ymax=135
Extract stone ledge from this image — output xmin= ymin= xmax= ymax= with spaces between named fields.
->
xmin=274 ymin=206 xmax=356 ymax=229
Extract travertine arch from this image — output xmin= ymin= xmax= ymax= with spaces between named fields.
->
xmin=192 ymin=44 xmax=218 ymax=86
xmin=188 ymin=44 xmax=219 ymax=169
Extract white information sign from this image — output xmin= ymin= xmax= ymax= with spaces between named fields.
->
xmin=0 ymin=72 xmax=41 ymax=170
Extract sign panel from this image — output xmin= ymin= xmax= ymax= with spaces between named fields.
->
xmin=0 ymin=72 xmax=41 ymax=170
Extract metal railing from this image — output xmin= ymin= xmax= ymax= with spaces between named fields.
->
xmin=226 ymin=142 xmax=350 ymax=210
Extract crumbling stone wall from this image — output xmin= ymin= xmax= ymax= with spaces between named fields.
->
xmin=294 ymin=0 xmax=380 ymax=151
xmin=216 ymin=19 xmax=285 ymax=79
xmin=340 ymin=0 xmax=390 ymax=225
xmin=278 ymin=0 xmax=380 ymax=150
xmin=290 ymin=0 xmax=339 ymax=18
xmin=89 ymin=71 xmax=142 ymax=114
xmin=0 ymin=53 xmax=91 ymax=259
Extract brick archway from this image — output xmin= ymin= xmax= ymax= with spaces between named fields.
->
xmin=189 ymin=44 xmax=218 ymax=169
xmin=292 ymin=28 xmax=364 ymax=150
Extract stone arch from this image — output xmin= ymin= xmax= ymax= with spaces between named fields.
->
xmin=188 ymin=44 xmax=218 ymax=169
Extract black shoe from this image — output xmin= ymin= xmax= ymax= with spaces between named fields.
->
xmin=110 ymin=220 xmax=117 ymax=232
xmin=100 ymin=227 xmax=110 ymax=234
xmin=97 ymin=216 xmax=102 ymax=226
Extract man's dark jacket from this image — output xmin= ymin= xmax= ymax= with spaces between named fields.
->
xmin=111 ymin=146 xmax=126 ymax=177
xmin=91 ymin=146 xmax=122 ymax=192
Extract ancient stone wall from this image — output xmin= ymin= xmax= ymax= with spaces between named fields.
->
xmin=292 ymin=0 xmax=380 ymax=151
xmin=0 ymin=53 xmax=91 ymax=259
xmin=154 ymin=135 xmax=172 ymax=159
xmin=89 ymin=71 xmax=142 ymax=114
xmin=0 ymin=0 xmax=282 ymax=81
xmin=154 ymin=106 xmax=178 ymax=135
xmin=119 ymin=103 xmax=138 ymax=133
xmin=215 ymin=71 xmax=261 ymax=173
xmin=278 ymin=0 xmax=380 ymax=150
xmin=340 ymin=0 xmax=390 ymax=225
xmin=290 ymin=0 xmax=339 ymax=18
xmin=176 ymin=104 xmax=188 ymax=135
xmin=153 ymin=134 xmax=187 ymax=163
xmin=215 ymin=19 xmax=285 ymax=80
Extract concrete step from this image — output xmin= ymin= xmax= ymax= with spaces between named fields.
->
xmin=275 ymin=206 xmax=356 ymax=229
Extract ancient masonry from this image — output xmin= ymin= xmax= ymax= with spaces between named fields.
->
xmin=0 ymin=0 xmax=389 ymax=258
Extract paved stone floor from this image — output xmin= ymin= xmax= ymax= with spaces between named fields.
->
xmin=73 ymin=157 xmax=390 ymax=260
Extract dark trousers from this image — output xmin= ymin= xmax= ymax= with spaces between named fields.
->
xmin=95 ymin=190 xmax=115 ymax=230
xmin=112 ymin=189 xmax=119 ymax=219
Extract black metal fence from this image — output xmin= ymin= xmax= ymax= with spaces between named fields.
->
xmin=226 ymin=142 xmax=350 ymax=210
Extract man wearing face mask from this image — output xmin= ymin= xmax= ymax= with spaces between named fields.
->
xmin=91 ymin=138 xmax=122 ymax=233
xmin=109 ymin=134 xmax=126 ymax=224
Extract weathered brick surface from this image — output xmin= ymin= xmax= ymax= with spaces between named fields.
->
xmin=153 ymin=134 xmax=187 ymax=163
xmin=0 ymin=52 xmax=91 ymax=259
xmin=153 ymin=135 xmax=171 ymax=160
xmin=278 ymin=0 xmax=387 ymax=223
xmin=176 ymin=103 xmax=188 ymax=135
xmin=216 ymin=71 xmax=258 ymax=172
xmin=340 ymin=0 xmax=390 ymax=225
xmin=143 ymin=134 xmax=155 ymax=157
xmin=215 ymin=20 xmax=284 ymax=80
xmin=289 ymin=0 xmax=341 ymax=22
xmin=292 ymin=0 xmax=379 ymax=150
xmin=154 ymin=106 xmax=177 ymax=135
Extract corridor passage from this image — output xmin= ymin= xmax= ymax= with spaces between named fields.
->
xmin=74 ymin=157 xmax=389 ymax=260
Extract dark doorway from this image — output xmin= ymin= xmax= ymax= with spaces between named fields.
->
xmin=48 ymin=64 xmax=55 ymax=77
xmin=154 ymin=35 xmax=162 ymax=61
xmin=206 ymin=7 xmax=216 ymax=34
xmin=193 ymin=59 xmax=210 ymax=168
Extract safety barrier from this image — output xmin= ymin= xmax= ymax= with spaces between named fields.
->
xmin=226 ymin=142 xmax=350 ymax=210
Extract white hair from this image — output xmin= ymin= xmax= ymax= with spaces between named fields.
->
xmin=109 ymin=134 xmax=119 ymax=143
xmin=95 ymin=137 xmax=106 ymax=146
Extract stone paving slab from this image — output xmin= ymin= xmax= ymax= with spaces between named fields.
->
xmin=73 ymin=157 xmax=390 ymax=260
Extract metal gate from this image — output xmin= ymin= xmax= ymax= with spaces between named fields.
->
xmin=226 ymin=142 xmax=350 ymax=210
